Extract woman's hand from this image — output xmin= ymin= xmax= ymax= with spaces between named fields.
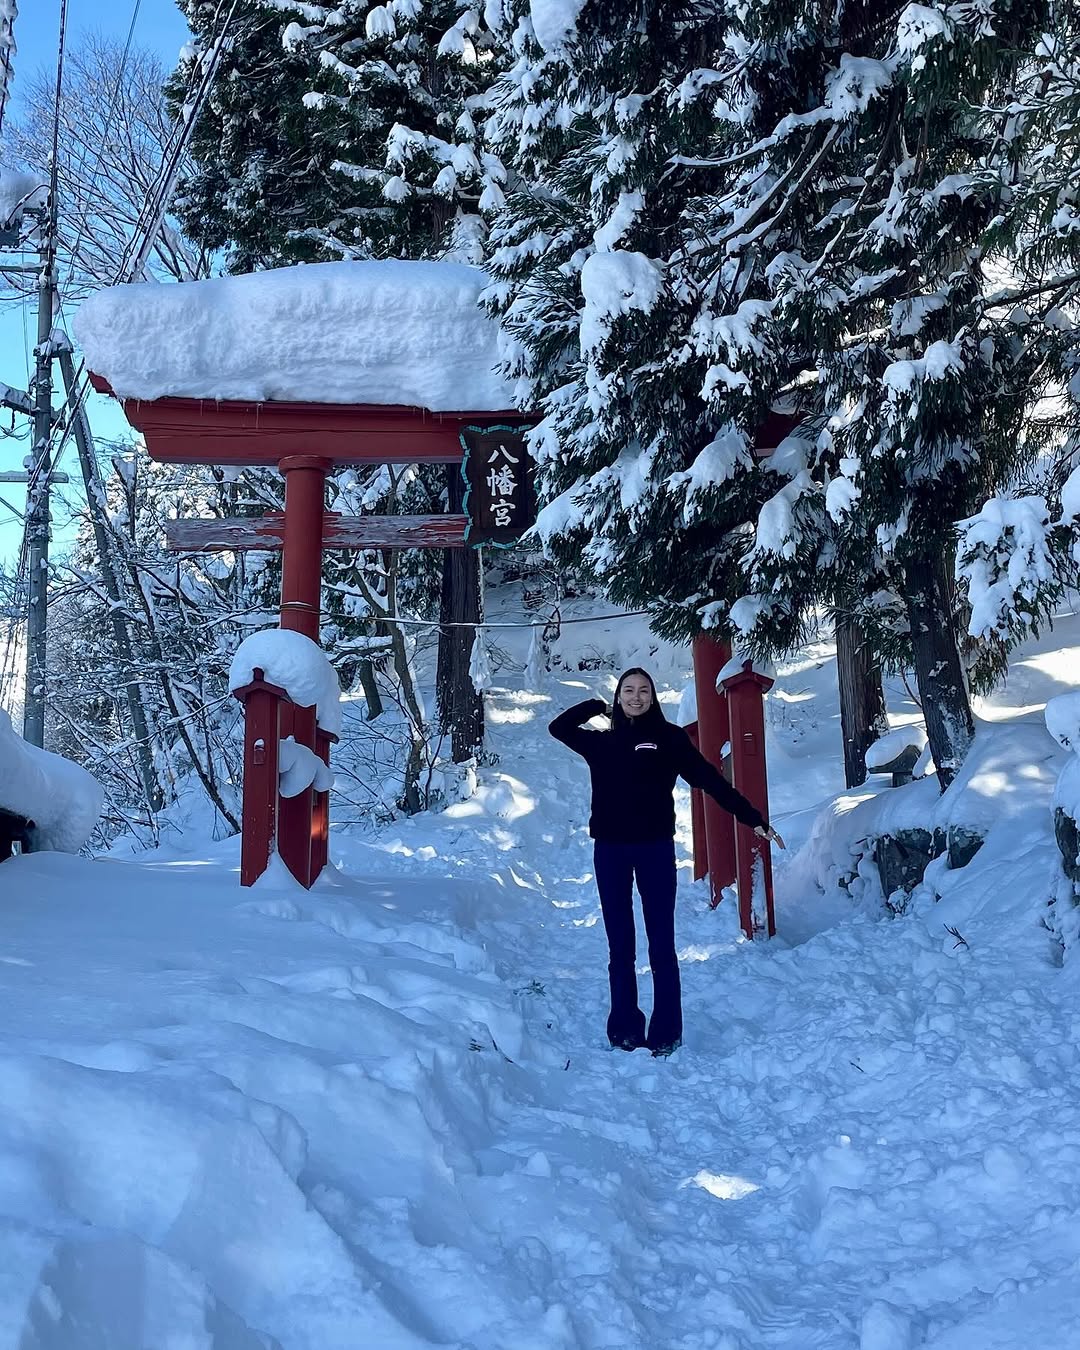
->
xmin=754 ymin=825 xmax=786 ymax=850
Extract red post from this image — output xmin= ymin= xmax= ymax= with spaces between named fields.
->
xmin=722 ymin=662 xmax=776 ymax=939
xmin=692 ymin=634 xmax=736 ymax=906
xmin=279 ymin=455 xmax=330 ymax=642
xmin=277 ymin=455 xmax=330 ymax=888
xmin=233 ymin=669 xmax=288 ymax=887
xmin=686 ymin=723 xmax=708 ymax=883
xmin=311 ymin=728 xmax=337 ymax=877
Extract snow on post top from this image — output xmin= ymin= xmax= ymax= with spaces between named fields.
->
xmin=73 ymin=260 xmax=517 ymax=413
xmin=865 ymin=724 xmax=928 ymax=771
xmin=717 ymin=651 xmax=776 ymax=687
xmin=229 ymin=630 xmax=342 ymax=737
xmin=0 ymin=709 xmax=104 ymax=853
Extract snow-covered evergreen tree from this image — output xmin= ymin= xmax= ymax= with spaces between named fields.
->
xmin=951 ymin=3 xmax=1080 ymax=659
xmin=169 ymin=2 xmax=344 ymax=270
xmin=273 ymin=0 xmax=507 ymax=261
xmin=173 ymin=0 xmax=507 ymax=266
xmin=487 ymin=0 xmax=1062 ymax=787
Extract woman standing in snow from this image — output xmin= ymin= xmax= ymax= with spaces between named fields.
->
xmin=549 ymin=668 xmax=785 ymax=1057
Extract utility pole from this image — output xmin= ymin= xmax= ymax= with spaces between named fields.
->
xmin=21 ymin=194 xmax=58 ymax=747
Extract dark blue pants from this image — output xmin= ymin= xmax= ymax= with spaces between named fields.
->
xmin=593 ymin=839 xmax=681 ymax=1050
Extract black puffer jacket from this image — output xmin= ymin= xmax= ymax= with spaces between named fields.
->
xmin=549 ymin=699 xmax=767 ymax=844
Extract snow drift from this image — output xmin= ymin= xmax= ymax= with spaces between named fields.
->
xmin=0 ymin=709 xmax=103 ymax=853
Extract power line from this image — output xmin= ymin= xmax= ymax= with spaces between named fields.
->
xmin=12 ymin=0 xmax=239 ymax=582
xmin=31 ymin=0 xmax=241 ymax=503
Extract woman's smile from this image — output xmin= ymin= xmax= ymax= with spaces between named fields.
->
xmin=618 ymin=677 xmax=653 ymax=718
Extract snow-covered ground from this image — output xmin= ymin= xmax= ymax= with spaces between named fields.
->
xmin=2 ymin=606 xmax=1080 ymax=1349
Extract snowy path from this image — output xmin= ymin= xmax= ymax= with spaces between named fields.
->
xmin=333 ymin=679 xmax=1080 ymax=1349
xmin=3 ymin=674 xmax=1080 ymax=1348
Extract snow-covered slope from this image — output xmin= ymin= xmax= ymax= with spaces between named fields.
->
xmin=1 ymin=607 xmax=1079 ymax=1349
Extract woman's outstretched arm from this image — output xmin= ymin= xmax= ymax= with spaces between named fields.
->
xmin=672 ymin=727 xmax=768 ymax=831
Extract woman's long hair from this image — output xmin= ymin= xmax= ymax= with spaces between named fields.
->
xmin=611 ymin=667 xmax=667 ymax=731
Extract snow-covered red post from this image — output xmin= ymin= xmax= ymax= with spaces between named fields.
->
xmin=692 ymin=635 xmax=736 ymax=905
xmin=277 ymin=456 xmax=330 ymax=886
xmin=229 ymin=632 xmax=341 ymax=888
xmin=232 ymin=669 xmax=286 ymax=887
xmin=722 ymin=661 xmax=775 ymax=939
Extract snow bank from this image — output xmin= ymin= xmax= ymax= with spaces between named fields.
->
xmin=5 ymin=615 xmax=1080 ymax=1348
xmin=798 ymin=721 xmax=1066 ymax=893
xmin=74 ymin=260 xmax=517 ymax=412
xmin=0 ymin=709 xmax=103 ymax=853
xmin=229 ymin=630 xmax=342 ymax=736
xmin=935 ymin=721 xmax=1062 ymax=834
xmin=0 ymin=850 xmax=537 ymax=1349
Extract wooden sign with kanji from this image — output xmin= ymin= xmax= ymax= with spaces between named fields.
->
xmin=460 ymin=425 xmax=535 ymax=546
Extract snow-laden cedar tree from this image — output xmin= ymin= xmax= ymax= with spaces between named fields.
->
xmin=172 ymin=0 xmax=508 ymax=266
xmin=486 ymin=0 xmax=1055 ymax=787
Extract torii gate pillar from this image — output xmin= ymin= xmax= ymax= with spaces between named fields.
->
xmin=692 ymin=634 xmax=737 ymax=905
xmin=277 ymin=455 xmax=330 ymax=887
xmin=723 ymin=662 xmax=776 ymax=939
xmin=279 ymin=456 xmax=330 ymax=642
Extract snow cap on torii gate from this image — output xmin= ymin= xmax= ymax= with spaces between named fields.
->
xmin=74 ymin=259 xmax=532 ymax=887
xmin=75 ymin=257 xmax=523 ymax=464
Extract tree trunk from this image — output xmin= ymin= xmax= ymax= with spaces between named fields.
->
xmin=835 ymin=612 xmax=889 ymax=789
xmin=436 ymin=465 xmax=484 ymax=762
xmin=383 ymin=554 xmax=428 ymax=814
xmin=902 ymin=547 xmax=975 ymax=790
xmin=60 ymin=347 xmax=165 ymax=813
xmin=357 ymin=657 xmax=383 ymax=720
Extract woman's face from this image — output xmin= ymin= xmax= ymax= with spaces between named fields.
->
xmin=617 ymin=674 xmax=653 ymax=719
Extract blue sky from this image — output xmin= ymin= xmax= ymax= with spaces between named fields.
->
xmin=0 ymin=0 xmax=192 ymax=566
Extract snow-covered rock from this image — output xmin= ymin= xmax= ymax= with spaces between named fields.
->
xmin=1045 ymin=691 xmax=1080 ymax=756
xmin=865 ymin=724 xmax=928 ymax=771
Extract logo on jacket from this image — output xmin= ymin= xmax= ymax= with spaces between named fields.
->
xmin=635 ymin=742 xmax=658 ymax=751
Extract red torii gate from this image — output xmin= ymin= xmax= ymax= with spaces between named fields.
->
xmin=686 ymin=408 xmax=799 ymax=940
xmin=90 ymin=372 xmax=790 ymax=932
xmin=88 ymin=376 xmax=526 ymax=888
